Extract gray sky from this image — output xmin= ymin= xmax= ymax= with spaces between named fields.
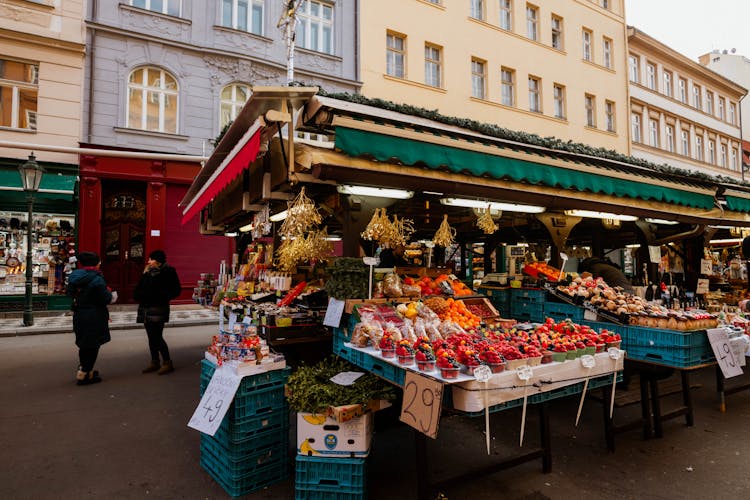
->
xmin=625 ymin=0 xmax=750 ymax=61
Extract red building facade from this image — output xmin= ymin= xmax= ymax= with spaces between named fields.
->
xmin=78 ymin=154 xmax=233 ymax=304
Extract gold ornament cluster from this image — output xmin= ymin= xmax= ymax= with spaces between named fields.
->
xmin=476 ymin=206 xmax=499 ymax=234
xmin=275 ymin=187 xmax=332 ymax=272
xmin=432 ymin=214 xmax=456 ymax=247
xmin=361 ymin=208 xmax=415 ymax=248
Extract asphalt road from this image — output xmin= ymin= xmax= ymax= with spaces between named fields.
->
xmin=1 ymin=325 xmax=750 ymax=499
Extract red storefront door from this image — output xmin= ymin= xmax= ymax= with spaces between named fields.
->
xmin=100 ymin=184 xmax=146 ymax=303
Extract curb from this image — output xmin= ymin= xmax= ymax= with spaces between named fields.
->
xmin=0 ymin=318 xmax=217 ymax=337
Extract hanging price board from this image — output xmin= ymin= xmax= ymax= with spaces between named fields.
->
xmin=399 ymin=371 xmax=443 ymax=439
xmin=696 ymin=279 xmax=709 ymax=295
xmin=707 ymin=328 xmax=743 ymax=378
xmin=700 ymin=259 xmax=713 ymax=276
xmin=188 ymin=365 xmax=242 ymax=436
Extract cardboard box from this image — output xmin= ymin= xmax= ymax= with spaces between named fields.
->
xmin=297 ymin=412 xmax=373 ymax=457
xmin=328 ymin=399 xmax=392 ymax=423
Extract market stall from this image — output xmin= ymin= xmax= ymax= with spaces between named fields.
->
xmin=181 ymin=86 xmax=750 ymax=498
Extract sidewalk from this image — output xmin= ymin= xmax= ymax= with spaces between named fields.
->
xmin=0 ymin=303 xmax=219 ymax=337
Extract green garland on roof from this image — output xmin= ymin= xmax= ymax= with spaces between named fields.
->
xmin=304 ymin=86 xmax=749 ymax=190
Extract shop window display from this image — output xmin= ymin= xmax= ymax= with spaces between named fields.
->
xmin=0 ymin=212 xmax=76 ymax=295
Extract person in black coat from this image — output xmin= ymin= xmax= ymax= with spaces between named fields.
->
xmin=67 ymin=251 xmax=114 ymax=386
xmin=579 ymin=256 xmax=634 ymax=293
xmin=134 ymin=249 xmax=182 ymax=375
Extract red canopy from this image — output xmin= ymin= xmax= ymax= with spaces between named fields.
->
xmin=181 ymin=124 xmax=261 ymax=225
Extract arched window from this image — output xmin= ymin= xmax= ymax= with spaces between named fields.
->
xmin=220 ymin=83 xmax=250 ymax=130
xmin=127 ymin=66 xmax=178 ymax=134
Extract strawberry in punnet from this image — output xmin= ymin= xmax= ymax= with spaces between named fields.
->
xmin=396 ymin=339 xmax=415 ymax=357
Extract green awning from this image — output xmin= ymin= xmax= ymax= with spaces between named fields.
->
xmin=334 ymin=127 xmax=715 ymax=210
xmin=0 ymin=169 xmax=77 ymax=193
xmin=726 ymin=196 xmax=750 ymax=213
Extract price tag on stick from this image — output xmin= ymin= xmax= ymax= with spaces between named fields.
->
xmin=323 ymin=298 xmax=346 ymax=328
xmin=608 ymin=348 xmax=622 ymax=418
xmin=575 ymin=354 xmax=596 ymax=427
xmin=517 ymin=365 xmax=533 ymax=447
xmin=400 ymin=371 xmax=444 ymax=439
xmin=472 ymin=364 xmax=493 ymax=455
xmin=188 ymin=365 xmax=242 ymax=436
xmin=707 ymin=328 xmax=743 ymax=378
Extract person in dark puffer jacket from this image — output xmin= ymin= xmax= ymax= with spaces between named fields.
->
xmin=134 ymin=249 xmax=182 ymax=375
xmin=67 ymin=251 xmax=114 ymax=386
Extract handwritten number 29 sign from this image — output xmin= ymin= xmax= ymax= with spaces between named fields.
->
xmin=400 ymin=372 xmax=443 ymax=439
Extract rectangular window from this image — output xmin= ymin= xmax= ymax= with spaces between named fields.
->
xmin=386 ymin=33 xmax=406 ymax=78
xmin=732 ymin=148 xmax=739 ymax=170
xmin=528 ymin=76 xmax=541 ymax=112
xmin=646 ymin=63 xmax=656 ymax=90
xmin=720 ymin=144 xmax=727 ymax=167
xmin=649 ymin=119 xmax=659 ymax=147
xmin=582 ymin=29 xmax=592 ymax=61
xmin=501 ymin=67 xmax=515 ymax=106
xmin=297 ymin=0 xmax=334 ymax=54
xmin=718 ymin=97 xmax=726 ymax=120
xmin=708 ymin=140 xmax=716 ymax=164
xmin=553 ymin=84 xmax=566 ymax=119
xmin=681 ymin=130 xmax=689 ymax=156
xmin=471 ymin=58 xmax=486 ymax=99
xmin=603 ymin=37 xmax=612 ymax=68
xmin=663 ymin=70 xmax=672 ymax=97
xmin=628 ymin=55 xmax=639 ymax=83
xmin=729 ymin=102 xmax=737 ymax=125
xmin=131 ymin=0 xmax=181 ymax=16
xmin=526 ymin=4 xmax=538 ymax=41
xmin=692 ymin=85 xmax=701 ymax=110
xmin=705 ymin=90 xmax=714 ymax=115
xmin=499 ymin=0 xmax=512 ymax=30
xmin=665 ymin=125 xmax=675 ymax=152
xmin=695 ymin=135 xmax=703 ymax=161
xmin=605 ymin=100 xmax=615 ymax=132
xmin=551 ymin=15 xmax=563 ymax=50
xmin=425 ymin=44 xmax=442 ymax=88
xmin=470 ymin=0 xmax=484 ymax=20
xmin=678 ymin=78 xmax=687 ymax=103
xmin=0 ymin=58 xmax=39 ymax=130
xmin=585 ymin=94 xmax=596 ymax=127
xmin=631 ymin=113 xmax=641 ymax=143
xmin=221 ymin=0 xmax=263 ymax=35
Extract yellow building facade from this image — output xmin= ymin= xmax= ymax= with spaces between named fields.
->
xmin=359 ymin=0 xmax=630 ymax=153
xmin=0 ymin=0 xmax=86 ymax=166
xmin=627 ymin=28 xmax=746 ymax=181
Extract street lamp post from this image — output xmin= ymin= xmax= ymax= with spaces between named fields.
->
xmin=18 ymin=153 xmax=44 ymax=327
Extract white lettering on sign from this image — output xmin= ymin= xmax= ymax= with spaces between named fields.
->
xmin=707 ymin=328 xmax=743 ymax=379
xmin=188 ymin=366 xmax=242 ymax=435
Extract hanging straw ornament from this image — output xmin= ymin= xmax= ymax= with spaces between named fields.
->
xmin=278 ymin=186 xmax=321 ymax=238
xmin=432 ymin=214 xmax=456 ymax=247
xmin=361 ymin=208 xmax=389 ymax=242
xmin=305 ymin=228 xmax=334 ymax=262
xmin=389 ymin=214 xmax=415 ymax=248
xmin=476 ymin=206 xmax=499 ymax=234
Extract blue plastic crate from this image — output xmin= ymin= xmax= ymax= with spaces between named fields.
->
xmin=510 ymin=300 xmax=545 ymax=322
xmin=295 ymin=485 xmax=366 ymax=500
xmin=212 ymin=408 xmax=290 ymax=443
xmin=620 ymin=325 xmax=714 ymax=367
xmin=295 ymin=455 xmax=366 ymax=491
xmin=510 ymin=288 xmax=546 ymax=302
xmin=200 ymin=381 xmax=288 ymax=420
xmin=201 ymin=360 xmax=290 ymax=394
xmin=201 ymin=451 xmax=288 ymax=497
xmin=334 ymin=345 xmax=405 ymax=386
xmin=544 ymin=301 xmax=584 ymax=322
xmin=200 ymin=433 xmax=288 ymax=476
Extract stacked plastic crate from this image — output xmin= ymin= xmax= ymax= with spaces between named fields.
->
xmin=295 ymin=455 xmax=367 ymax=499
xmin=199 ymin=359 xmax=291 ymax=497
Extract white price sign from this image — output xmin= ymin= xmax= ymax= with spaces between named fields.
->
xmin=696 ymin=279 xmax=709 ymax=295
xmin=323 ymin=298 xmax=346 ymax=328
xmin=707 ymin=328 xmax=743 ymax=379
xmin=188 ymin=366 xmax=242 ymax=435
xmin=700 ymin=259 xmax=713 ymax=276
